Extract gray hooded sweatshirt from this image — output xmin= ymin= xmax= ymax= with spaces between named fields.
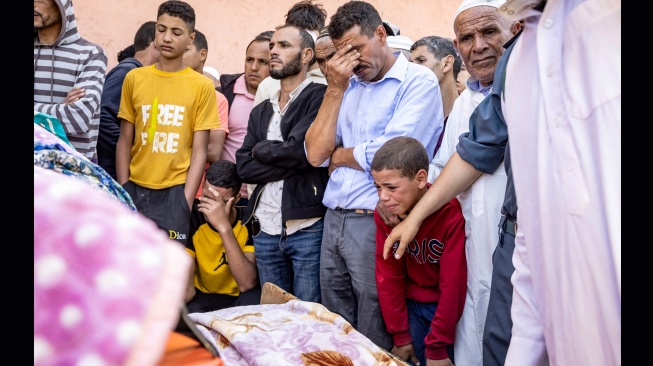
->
xmin=34 ymin=0 xmax=107 ymax=162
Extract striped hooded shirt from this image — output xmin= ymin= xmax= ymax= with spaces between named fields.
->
xmin=34 ymin=0 xmax=107 ymax=162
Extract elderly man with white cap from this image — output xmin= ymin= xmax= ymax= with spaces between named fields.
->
xmin=379 ymin=0 xmax=521 ymax=365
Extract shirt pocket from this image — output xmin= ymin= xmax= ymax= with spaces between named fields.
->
xmin=564 ymin=0 xmax=620 ymax=120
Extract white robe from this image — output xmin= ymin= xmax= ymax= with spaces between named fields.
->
xmin=502 ymin=0 xmax=621 ymax=364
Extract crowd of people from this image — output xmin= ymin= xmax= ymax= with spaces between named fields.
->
xmin=34 ymin=0 xmax=621 ymax=365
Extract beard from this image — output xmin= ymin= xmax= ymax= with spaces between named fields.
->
xmin=34 ymin=12 xmax=61 ymax=31
xmin=269 ymin=51 xmax=303 ymax=80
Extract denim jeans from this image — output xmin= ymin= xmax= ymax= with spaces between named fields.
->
xmin=253 ymin=219 xmax=323 ymax=302
xmin=407 ymin=299 xmax=454 ymax=366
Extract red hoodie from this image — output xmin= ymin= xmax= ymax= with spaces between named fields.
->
xmin=375 ymin=197 xmax=466 ymax=361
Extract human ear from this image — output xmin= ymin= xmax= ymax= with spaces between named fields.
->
xmin=415 ymin=169 xmax=428 ymax=189
xmin=188 ymin=31 xmax=196 ymax=47
xmin=511 ymin=21 xmax=522 ymax=36
xmin=442 ymin=54 xmax=454 ymax=74
xmin=303 ymin=47 xmax=314 ymax=65
xmin=376 ymin=24 xmax=386 ymax=43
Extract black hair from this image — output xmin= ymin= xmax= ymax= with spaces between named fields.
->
xmin=328 ymin=1 xmax=382 ymax=40
xmin=284 ymin=1 xmax=327 ymax=32
xmin=117 ymin=44 xmax=136 ymax=62
xmin=275 ymin=25 xmax=316 ymax=65
xmin=410 ymin=36 xmax=463 ymax=79
xmin=157 ymin=0 xmax=195 ymax=33
xmin=192 ymin=29 xmax=208 ymax=51
xmin=205 ymin=160 xmax=242 ymax=194
xmin=246 ymin=30 xmax=274 ymax=52
xmin=133 ymin=21 xmax=157 ymax=51
xmin=371 ymin=136 xmax=429 ymax=178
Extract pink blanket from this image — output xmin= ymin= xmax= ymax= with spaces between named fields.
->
xmin=189 ymin=300 xmax=402 ymax=365
xmin=34 ymin=166 xmax=190 ymax=366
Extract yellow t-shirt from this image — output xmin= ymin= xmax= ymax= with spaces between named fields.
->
xmin=118 ymin=65 xmax=219 ymax=189
xmin=186 ymin=206 xmax=253 ymax=296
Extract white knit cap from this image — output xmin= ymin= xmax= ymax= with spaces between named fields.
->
xmin=387 ymin=35 xmax=414 ymax=51
xmin=202 ymin=66 xmax=220 ymax=80
xmin=454 ymin=0 xmax=503 ymax=21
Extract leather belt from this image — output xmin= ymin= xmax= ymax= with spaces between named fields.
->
xmin=335 ymin=207 xmax=375 ymax=215
xmin=499 ymin=214 xmax=517 ymax=236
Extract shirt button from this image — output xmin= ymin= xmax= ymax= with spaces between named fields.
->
xmin=507 ymin=10 xmax=514 ymax=15
xmin=358 ymin=111 xmax=362 ymax=115
xmin=544 ymin=19 xmax=554 ymax=29
xmin=366 ymin=88 xmax=371 ymax=92
xmin=546 ymin=66 xmax=554 ymax=77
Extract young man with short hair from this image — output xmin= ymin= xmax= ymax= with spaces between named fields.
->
xmin=183 ymin=28 xmax=231 ymax=207
xmin=409 ymin=35 xmax=462 ymax=157
xmin=98 ymin=20 xmax=159 ymax=179
xmin=183 ymin=29 xmax=229 ymax=164
xmin=217 ymin=30 xmax=273 ymax=207
xmin=116 ymin=0 xmax=219 ymax=246
xmin=236 ymin=25 xmax=328 ymax=303
xmin=253 ymin=0 xmax=328 ymax=106
xmin=372 ymin=136 xmax=466 ymax=366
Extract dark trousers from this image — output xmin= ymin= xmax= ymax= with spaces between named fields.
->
xmin=123 ymin=181 xmax=190 ymax=246
xmin=186 ymin=288 xmax=262 ymax=314
xmin=319 ymin=209 xmax=393 ymax=351
xmin=406 ymin=299 xmax=455 ymax=365
xmin=482 ymin=229 xmax=516 ymax=366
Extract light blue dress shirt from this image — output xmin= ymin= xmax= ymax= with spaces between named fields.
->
xmin=320 ymin=53 xmax=444 ymax=210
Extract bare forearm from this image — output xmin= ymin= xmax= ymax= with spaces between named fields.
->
xmin=115 ymin=120 xmax=133 ymax=185
xmin=115 ymin=141 xmax=131 ymax=184
xmin=185 ymin=157 xmax=206 ymax=208
xmin=186 ymin=131 xmax=209 ymax=208
xmin=412 ymin=152 xmax=482 ymax=222
xmin=207 ymin=130 xmax=226 ymax=163
xmin=219 ymin=233 xmax=258 ymax=291
xmin=331 ymin=146 xmax=363 ymax=171
xmin=305 ymin=87 xmax=344 ymax=166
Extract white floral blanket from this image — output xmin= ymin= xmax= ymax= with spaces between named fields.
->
xmin=189 ymin=300 xmax=402 ymax=366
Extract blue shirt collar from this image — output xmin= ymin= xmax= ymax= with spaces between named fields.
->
xmin=466 ymin=76 xmax=493 ymax=97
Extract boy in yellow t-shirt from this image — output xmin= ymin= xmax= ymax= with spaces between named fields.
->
xmin=116 ymin=0 xmax=219 ymax=245
xmin=185 ymin=160 xmax=260 ymax=313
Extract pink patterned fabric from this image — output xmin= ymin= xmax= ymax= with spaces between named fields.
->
xmin=34 ymin=123 xmax=85 ymax=160
xmin=189 ymin=300 xmax=402 ymax=366
xmin=34 ymin=166 xmax=190 ymax=366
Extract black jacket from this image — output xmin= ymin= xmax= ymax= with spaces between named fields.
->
xmin=236 ymin=82 xmax=328 ymax=225
xmin=217 ymin=73 xmax=243 ymax=108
